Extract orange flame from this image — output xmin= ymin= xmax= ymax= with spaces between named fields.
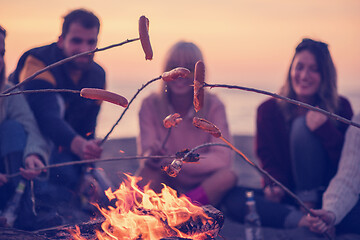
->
xmin=72 ymin=174 xmax=212 ymax=240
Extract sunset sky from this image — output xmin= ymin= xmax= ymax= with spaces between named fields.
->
xmin=1 ymin=0 xmax=360 ymax=137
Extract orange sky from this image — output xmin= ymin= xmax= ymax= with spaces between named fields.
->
xmin=2 ymin=0 xmax=360 ymax=89
xmin=1 ymin=0 xmax=360 ymax=137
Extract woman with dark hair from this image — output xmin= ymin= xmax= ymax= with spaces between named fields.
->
xmin=136 ymin=41 xmax=237 ymax=206
xmin=0 ymin=25 xmax=50 ymax=230
xmin=257 ymin=38 xmax=352 ymax=209
xmin=223 ymin=38 xmax=353 ymax=229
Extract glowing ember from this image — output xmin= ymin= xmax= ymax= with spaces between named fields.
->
xmin=72 ymin=174 xmax=218 ymax=240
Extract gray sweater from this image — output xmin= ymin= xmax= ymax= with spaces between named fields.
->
xmin=0 ymin=84 xmax=50 ymax=166
xmin=322 ymin=113 xmax=360 ymax=224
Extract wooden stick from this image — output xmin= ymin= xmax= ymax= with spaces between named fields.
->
xmin=2 ymin=38 xmax=140 ymax=94
xmin=0 ymin=89 xmax=80 ymax=97
xmin=204 ymin=82 xmax=360 ymax=129
xmin=100 ymin=76 xmax=161 ymax=145
xmin=5 ymin=155 xmax=174 ymax=179
xmin=181 ymin=142 xmax=333 ymax=240
xmin=161 ymin=128 xmax=172 ymax=150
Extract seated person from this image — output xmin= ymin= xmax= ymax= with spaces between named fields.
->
xmin=0 ymin=25 xmax=50 ymax=230
xmin=9 ymin=9 xmax=107 ymax=218
xmin=305 ymin=113 xmax=360 ymax=235
xmin=136 ymin=41 xmax=237 ymax=206
xmin=223 ymin=38 xmax=353 ymax=228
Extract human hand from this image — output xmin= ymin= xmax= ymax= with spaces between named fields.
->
xmin=20 ymin=154 xmax=45 ymax=180
xmin=0 ymin=173 xmax=7 ymax=187
xmin=306 ymin=209 xmax=336 ymax=234
xmin=306 ymin=110 xmax=328 ymax=131
xmin=71 ymin=136 xmax=103 ymax=160
xmin=264 ymin=185 xmax=285 ymax=203
xmin=82 ymin=139 xmax=102 ymax=160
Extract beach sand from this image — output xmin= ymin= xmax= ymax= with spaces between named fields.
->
xmin=99 ymin=136 xmax=360 ymax=240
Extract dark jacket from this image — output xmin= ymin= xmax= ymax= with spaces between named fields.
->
xmin=11 ymin=43 xmax=106 ymax=150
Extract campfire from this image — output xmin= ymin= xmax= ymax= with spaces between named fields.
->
xmin=34 ymin=174 xmax=223 ymax=240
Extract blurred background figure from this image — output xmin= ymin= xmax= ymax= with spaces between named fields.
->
xmin=136 ymin=41 xmax=237 ymax=206
xmin=0 ymin=25 xmax=50 ymax=230
xmin=9 ymin=9 xmax=108 ymax=223
xmin=223 ymin=38 xmax=353 ymax=229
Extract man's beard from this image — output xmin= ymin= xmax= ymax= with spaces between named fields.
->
xmin=68 ymin=54 xmax=94 ymax=71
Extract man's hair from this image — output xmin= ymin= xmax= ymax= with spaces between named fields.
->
xmin=61 ymin=9 xmax=100 ymax=37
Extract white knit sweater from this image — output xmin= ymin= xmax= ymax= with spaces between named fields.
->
xmin=322 ymin=113 xmax=360 ymax=225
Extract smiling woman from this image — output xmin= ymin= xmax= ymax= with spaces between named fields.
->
xmin=223 ymin=38 xmax=354 ymax=229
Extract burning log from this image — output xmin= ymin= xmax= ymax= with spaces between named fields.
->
xmin=174 ymin=205 xmax=224 ymax=240
xmin=32 ymin=205 xmax=223 ymax=240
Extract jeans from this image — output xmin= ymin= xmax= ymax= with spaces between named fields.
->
xmin=337 ymin=199 xmax=360 ymax=234
xmin=0 ymin=120 xmax=36 ymax=230
xmin=222 ymin=186 xmax=303 ymax=228
xmin=290 ymin=116 xmax=330 ymax=205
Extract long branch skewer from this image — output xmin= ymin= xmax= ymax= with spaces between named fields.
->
xmin=191 ymin=117 xmax=333 ymax=239
xmin=0 ymin=89 xmax=80 ymax=97
xmin=6 ymin=155 xmax=174 ymax=179
xmin=204 ymin=82 xmax=360 ymax=129
xmin=161 ymin=128 xmax=172 ymax=150
xmin=2 ymin=38 xmax=140 ymax=95
xmin=180 ymin=142 xmax=333 ymax=240
xmin=100 ymin=76 xmax=161 ymax=145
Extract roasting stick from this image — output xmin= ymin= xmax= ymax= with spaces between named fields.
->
xmin=2 ymin=38 xmax=139 ymax=95
xmin=1 ymin=14 xmax=152 ymax=95
xmin=5 ymin=155 xmax=175 ymax=179
xmin=203 ymin=82 xmax=360 ymax=129
xmin=161 ymin=113 xmax=183 ymax=150
xmin=0 ymin=89 xmax=80 ymax=97
xmin=191 ymin=117 xmax=333 ymax=240
xmin=100 ymin=67 xmax=191 ymax=145
xmin=100 ymin=76 xmax=162 ymax=145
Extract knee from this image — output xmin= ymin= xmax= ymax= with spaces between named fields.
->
xmin=0 ymin=120 xmax=26 ymax=140
xmin=0 ymin=120 xmax=25 ymax=136
xmin=0 ymin=120 xmax=27 ymax=156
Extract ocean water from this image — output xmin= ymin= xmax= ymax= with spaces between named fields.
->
xmin=96 ymin=81 xmax=360 ymax=139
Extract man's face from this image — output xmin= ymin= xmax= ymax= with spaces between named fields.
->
xmin=58 ymin=22 xmax=98 ymax=70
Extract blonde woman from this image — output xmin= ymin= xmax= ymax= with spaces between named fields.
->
xmin=136 ymin=41 xmax=237 ymax=206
